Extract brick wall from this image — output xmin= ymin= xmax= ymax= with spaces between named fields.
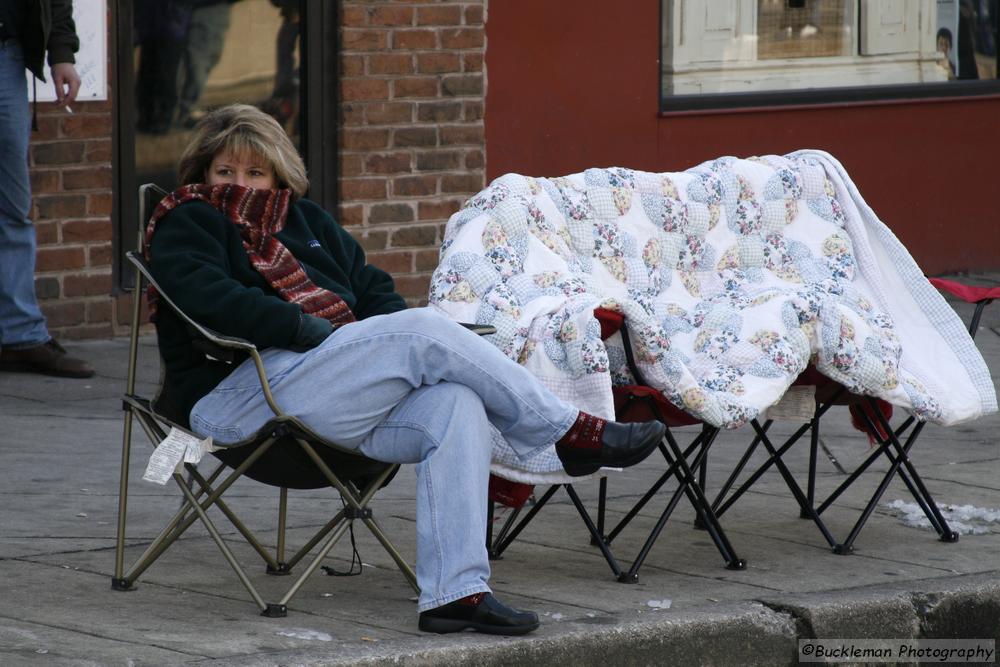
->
xmin=339 ymin=1 xmax=487 ymax=305
xmin=29 ymin=100 xmax=117 ymax=340
xmin=25 ymin=2 xmax=488 ymax=340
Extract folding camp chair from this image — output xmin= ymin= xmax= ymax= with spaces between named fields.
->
xmin=112 ymin=184 xmax=418 ymax=617
xmin=487 ymin=309 xmax=746 ymax=582
xmin=703 ymin=278 xmax=999 ymax=554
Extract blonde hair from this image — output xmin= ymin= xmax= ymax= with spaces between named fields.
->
xmin=177 ymin=104 xmax=309 ymax=198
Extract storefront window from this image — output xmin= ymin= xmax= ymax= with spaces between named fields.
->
xmin=661 ymin=0 xmax=1000 ymax=109
xmin=133 ymin=0 xmax=302 ymax=189
xmin=115 ymin=0 xmax=338 ymax=288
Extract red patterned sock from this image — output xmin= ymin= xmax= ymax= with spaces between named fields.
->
xmin=457 ymin=592 xmax=486 ymax=606
xmin=556 ymin=412 xmax=607 ymax=451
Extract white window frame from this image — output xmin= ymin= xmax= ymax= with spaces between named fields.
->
xmin=662 ymin=0 xmax=946 ymax=98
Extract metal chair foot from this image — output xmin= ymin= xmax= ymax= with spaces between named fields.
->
xmin=110 ymin=577 xmax=135 ymax=591
xmin=262 ymin=603 xmax=287 ymax=618
xmin=692 ymin=516 xmax=708 ymax=530
xmin=832 ymin=543 xmax=854 ymax=555
xmin=617 ymin=572 xmax=639 ymax=584
xmin=726 ymin=558 xmax=747 ymax=571
xmin=266 ymin=563 xmax=291 ymax=576
xmin=939 ymin=531 xmax=960 ymax=543
xmin=798 ymin=508 xmax=813 ymax=519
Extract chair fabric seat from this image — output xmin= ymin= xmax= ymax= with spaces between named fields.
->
xmin=212 ymin=431 xmax=394 ymax=491
xmin=152 ymin=380 xmax=394 ymax=490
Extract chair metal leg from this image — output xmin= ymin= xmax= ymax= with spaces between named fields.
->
xmin=491 ymin=485 xmax=560 ymax=557
xmin=119 ymin=440 xmax=275 ymax=586
xmin=712 ymin=403 xmax=836 ymax=520
xmin=834 ymin=399 xmax=957 ymax=551
xmin=709 ymin=420 xmax=771 ymax=518
xmin=595 ymin=477 xmax=608 ymax=543
xmin=284 ymin=509 xmax=347 ymax=570
xmin=620 ymin=469 xmax=689 ymax=582
xmin=271 ymin=520 xmax=354 ymax=616
xmin=660 ymin=427 xmax=745 ymax=570
xmin=750 ymin=419 xmax=839 ymax=550
xmin=693 ymin=426 xmax=712 ymax=529
xmin=489 ymin=505 xmax=522 ymax=559
xmin=296 ymin=441 xmax=418 ymax=594
xmin=816 ymin=414 xmax=917 ymax=514
xmin=606 ymin=454 xmax=679 ymax=544
xmin=486 ymin=499 xmax=495 ymax=555
xmin=360 ymin=513 xmax=419 ymax=593
xmin=276 ymin=488 xmax=288 ymax=568
xmin=172 ymin=469 xmax=270 ymax=614
xmin=564 ymin=484 xmax=624 ymax=579
xmin=802 ymin=414 xmax=819 ymax=519
xmin=114 ymin=272 xmax=146 ymax=589
xmin=605 ymin=435 xmax=704 ymax=543
xmin=183 ymin=463 xmax=283 ymax=572
xmin=113 ymin=410 xmax=136 ymax=590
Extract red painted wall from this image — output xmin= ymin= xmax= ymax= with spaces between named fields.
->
xmin=485 ymin=1 xmax=1000 ymax=275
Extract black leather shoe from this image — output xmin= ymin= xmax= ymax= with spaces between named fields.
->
xmin=418 ymin=592 xmax=540 ymax=635
xmin=0 ymin=339 xmax=95 ymax=378
xmin=557 ymin=420 xmax=665 ymax=477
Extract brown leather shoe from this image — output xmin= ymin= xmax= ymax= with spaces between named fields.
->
xmin=0 ymin=339 xmax=95 ymax=378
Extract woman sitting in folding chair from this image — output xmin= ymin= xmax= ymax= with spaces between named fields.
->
xmin=145 ymin=104 xmax=665 ymax=636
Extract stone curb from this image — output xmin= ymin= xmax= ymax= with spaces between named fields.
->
xmin=205 ymin=572 xmax=1000 ymax=667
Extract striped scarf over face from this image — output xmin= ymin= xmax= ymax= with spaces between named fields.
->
xmin=144 ymin=183 xmax=356 ymax=326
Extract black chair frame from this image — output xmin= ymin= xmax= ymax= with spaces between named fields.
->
xmin=705 ymin=296 xmax=995 ymax=554
xmin=487 ymin=318 xmax=746 ymax=582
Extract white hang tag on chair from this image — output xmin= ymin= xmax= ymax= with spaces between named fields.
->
xmin=142 ymin=428 xmax=214 ymax=485
xmin=767 ymin=385 xmax=816 ymax=422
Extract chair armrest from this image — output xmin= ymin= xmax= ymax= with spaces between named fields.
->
xmin=928 ymin=276 xmax=1000 ymax=339
xmin=928 ymin=277 xmax=1000 ymax=304
xmin=459 ymin=322 xmax=497 ymax=336
xmin=128 ymin=250 xmax=289 ymax=418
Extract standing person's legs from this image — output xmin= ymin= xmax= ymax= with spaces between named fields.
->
xmin=0 ymin=44 xmax=94 ymax=377
xmin=178 ymin=3 xmax=231 ymax=125
xmin=273 ymin=11 xmax=299 ymax=98
xmin=0 ymin=42 xmax=48 ymax=349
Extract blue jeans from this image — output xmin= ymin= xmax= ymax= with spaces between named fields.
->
xmin=0 ymin=41 xmax=48 ymax=350
xmin=190 ymin=308 xmax=578 ymax=611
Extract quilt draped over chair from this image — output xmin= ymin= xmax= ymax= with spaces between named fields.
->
xmin=429 ymin=150 xmax=997 ymax=483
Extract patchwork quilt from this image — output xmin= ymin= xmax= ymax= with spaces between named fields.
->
xmin=429 ymin=150 xmax=997 ymax=482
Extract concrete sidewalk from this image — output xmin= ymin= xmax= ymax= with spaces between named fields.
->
xmin=1 ymin=278 xmax=998 ymax=666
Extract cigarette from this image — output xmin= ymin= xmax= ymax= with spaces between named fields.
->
xmin=65 ymin=106 xmax=73 ymax=114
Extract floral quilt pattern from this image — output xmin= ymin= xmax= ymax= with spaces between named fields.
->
xmin=430 ymin=152 xmax=995 ymax=479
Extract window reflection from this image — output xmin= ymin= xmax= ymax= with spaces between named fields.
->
xmin=957 ymin=0 xmax=998 ymax=80
xmin=661 ymin=0 xmax=999 ymax=104
xmin=133 ymin=0 xmax=301 ymax=189
xmin=757 ymin=0 xmax=852 ymax=60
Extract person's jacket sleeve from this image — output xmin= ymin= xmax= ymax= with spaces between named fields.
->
xmin=47 ymin=0 xmax=80 ymax=66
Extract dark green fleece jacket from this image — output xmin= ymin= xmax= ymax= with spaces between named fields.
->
xmin=148 ymin=197 xmax=406 ymax=422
